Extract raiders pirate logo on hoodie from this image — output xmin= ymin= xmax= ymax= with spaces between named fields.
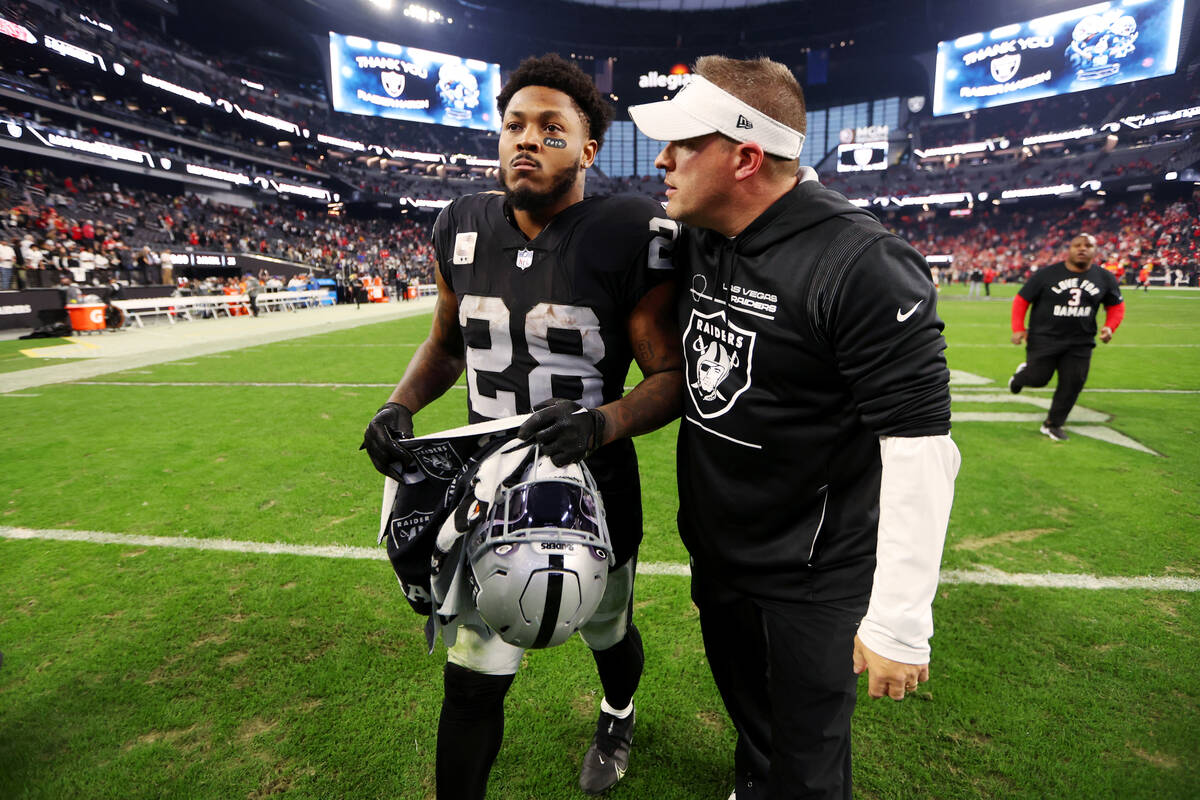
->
xmin=683 ymin=308 xmax=757 ymax=419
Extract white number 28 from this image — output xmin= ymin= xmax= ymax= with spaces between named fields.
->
xmin=459 ymin=296 xmax=605 ymax=418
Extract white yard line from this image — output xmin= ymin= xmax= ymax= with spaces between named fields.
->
xmin=948 ymin=343 xmax=1200 ymax=347
xmin=953 ymin=387 xmax=1200 ymax=394
xmin=64 ymin=380 xmax=1195 ymax=395
xmin=74 ymin=381 xmax=400 ymax=388
xmin=940 ymin=566 xmax=1200 ymax=592
xmin=2 ymin=526 xmax=1194 ymax=591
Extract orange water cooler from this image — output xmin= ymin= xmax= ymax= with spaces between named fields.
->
xmin=67 ymin=304 xmax=107 ymax=333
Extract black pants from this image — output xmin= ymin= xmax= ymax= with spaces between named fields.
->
xmin=1013 ymin=341 xmax=1093 ymax=427
xmin=692 ymin=566 xmax=867 ymax=800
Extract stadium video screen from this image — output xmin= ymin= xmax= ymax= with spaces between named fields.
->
xmin=837 ymin=141 xmax=888 ymax=172
xmin=933 ymin=0 xmax=1185 ymax=117
xmin=328 ymin=32 xmax=501 ymax=131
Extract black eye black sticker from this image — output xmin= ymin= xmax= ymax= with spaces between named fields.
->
xmin=543 ymin=137 xmax=567 ymax=149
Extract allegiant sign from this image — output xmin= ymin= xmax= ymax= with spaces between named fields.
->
xmin=637 ymin=69 xmax=693 ymax=92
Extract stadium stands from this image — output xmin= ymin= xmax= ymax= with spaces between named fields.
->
xmin=891 ymin=195 xmax=1199 ymax=285
xmin=0 ymin=0 xmax=1195 ymax=314
xmin=0 ymin=165 xmax=437 ymax=288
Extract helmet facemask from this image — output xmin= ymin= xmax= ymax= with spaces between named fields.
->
xmin=468 ymin=444 xmax=613 ymax=649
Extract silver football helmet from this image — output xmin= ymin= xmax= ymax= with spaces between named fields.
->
xmin=467 ymin=442 xmax=613 ymax=649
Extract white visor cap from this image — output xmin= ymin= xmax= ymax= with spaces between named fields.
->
xmin=628 ymin=75 xmax=806 ymax=160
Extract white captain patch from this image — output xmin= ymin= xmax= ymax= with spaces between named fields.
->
xmin=684 ymin=308 xmax=757 ymax=419
xmin=453 ymin=232 xmax=477 ymax=265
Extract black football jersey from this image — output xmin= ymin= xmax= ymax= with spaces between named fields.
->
xmin=434 ymin=191 xmax=675 ymax=421
xmin=1019 ymin=261 xmax=1123 ymax=347
xmin=432 ymin=191 xmax=675 ymax=567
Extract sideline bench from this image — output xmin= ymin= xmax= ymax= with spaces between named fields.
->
xmin=113 ymin=294 xmax=252 ymax=327
xmin=254 ymin=289 xmax=327 ymax=313
xmin=112 ymin=297 xmax=193 ymax=327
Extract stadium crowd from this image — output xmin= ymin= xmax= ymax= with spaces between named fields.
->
xmin=891 ymin=195 xmax=1199 ymax=286
xmin=0 ymin=165 xmax=438 ymax=289
xmin=3 ymin=160 xmax=1195 ymax=296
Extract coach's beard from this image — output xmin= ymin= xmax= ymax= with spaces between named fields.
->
xmin=499 ymin=158 xmax=581 ymax=213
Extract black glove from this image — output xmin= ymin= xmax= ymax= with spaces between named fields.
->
xmin=361 ymin=402 xmax=415 ymax=480
xmin=517 ymin=399 xmax=606 ymax=467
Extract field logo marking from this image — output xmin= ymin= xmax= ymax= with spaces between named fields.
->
xmin=949 ymin=369 xmax=992 ymax=386
xmin=950 ymin=375 xmax=1159 ymax=455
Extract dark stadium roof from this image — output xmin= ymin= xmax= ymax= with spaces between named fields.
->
xmin=163 ymin=0 xmax=1198 ymax=108
xmin=561 ymin=0 xmax=788 ymax=7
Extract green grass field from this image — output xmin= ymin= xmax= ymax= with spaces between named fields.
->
xmin=0 ymin=338 xmax=83 ymax=374
xmin=1 ymin=284 xmax=1197 ymax=799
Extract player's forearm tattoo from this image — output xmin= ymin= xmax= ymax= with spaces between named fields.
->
xmin=634 ymin=339 xmax=656 ymax=366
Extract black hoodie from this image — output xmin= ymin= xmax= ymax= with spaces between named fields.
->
xmin=675 ymin=177 xmax=952 ymax=602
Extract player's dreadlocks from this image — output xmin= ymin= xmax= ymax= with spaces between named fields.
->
xmin=497 ymin=53 xmax=614 ymax=150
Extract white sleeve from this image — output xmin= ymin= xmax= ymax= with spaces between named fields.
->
xmin=857 ymin=434 xmax=960 ymax=664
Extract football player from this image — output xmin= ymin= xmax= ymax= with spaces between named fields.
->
xmin=362 ymin=54 xmax=682 ymax=798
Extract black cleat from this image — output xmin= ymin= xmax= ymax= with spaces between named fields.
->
xmin=579 ymin=707 xmax=635 ymax=795
xmin=1040 ymin=424 xmax=1069 ymax=442
xmin=1009 ymin=362 xmax=1026 ymax=394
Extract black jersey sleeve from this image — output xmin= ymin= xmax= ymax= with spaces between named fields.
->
xmin=828 ymin=235 xmax=952 ymax=437
xmin=580 ymin=195 xmax=676 ymax=316
xmin=431 ymin=200 xmax=458 ymax=289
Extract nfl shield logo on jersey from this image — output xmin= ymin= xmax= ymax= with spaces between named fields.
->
xmin=684 ymin=309 xmax=756 ymax=419
xmin=515 ymin=248 xmax=534 ymax=270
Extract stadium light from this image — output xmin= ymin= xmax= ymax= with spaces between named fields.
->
xmin=403 ymin=4 xmax=450 ymax=24
xmin=1023 ymin=127 xmax=1095 ymax=146
xmin=999 ymin=184 xmax=1076 ymax=199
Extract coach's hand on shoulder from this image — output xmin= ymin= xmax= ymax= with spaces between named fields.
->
xmin=852 ymin=634 xmax=929 ymax=701
xmin=517 ymin=399 xmax=607 ymax=467
xmin=361 ymin=401 xmax=416 ymax=479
